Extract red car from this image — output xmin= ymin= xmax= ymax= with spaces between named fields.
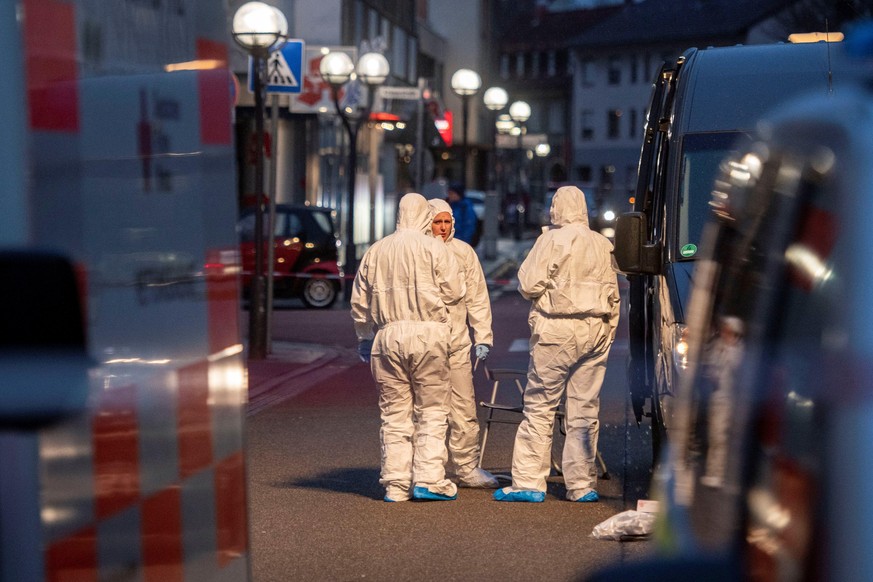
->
xmin=238 ymin=205 xmax=342 ymax=308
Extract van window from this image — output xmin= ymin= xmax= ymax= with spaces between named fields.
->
xmin=677 ymin=132 xmax=750 ymax=256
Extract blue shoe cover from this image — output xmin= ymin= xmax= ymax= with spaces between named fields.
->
xmin=575 ymin=490 xmax=599 ymax=502
xmin=493 ymin=488 xmax=545 ymax=502
xmin=412 ymin=486 xmax=457 ymax=501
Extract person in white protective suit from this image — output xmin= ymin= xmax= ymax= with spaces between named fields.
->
xmin=494 ymin=185 xmax=620 ymax=503
xmin=428 ymin=198 xmax=499 ymax=489
xmin=351 ymin=193 xmax=466 ymax=502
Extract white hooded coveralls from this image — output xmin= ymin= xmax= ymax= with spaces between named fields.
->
xmin=511 ymin=186 xmax=620 ymax=496
xmin=428 ymin=199 xmax=493 ymax=477
xmin=351 ymin=193 xmax=465 ymax=499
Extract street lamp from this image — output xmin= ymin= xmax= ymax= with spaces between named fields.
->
xmin=509 ymin=100 xmax=531 ymax=126
xmin=232 ymin=1 xmax=288 ymax=361
xmin=494 ymin=113 xmax=516 ymax=210
xmin=481 ymin=86 xmax=507 ymax=260
xmin=508 ymin=101 xmax=531 ymax=239
xmin=509 ymin=100 xmax=531 ymax=164
xmin=482 ymin=86 xmax=508 ymax=188
xmin=320 ymin=50 xmax=390 ymax=302
xmin=535 ymin=142 xmax=551 ymax=209
xmin=495 ymin=113 xmax=516 ymax=135
xmin=450 ymin=68 xmax=481 ymax=185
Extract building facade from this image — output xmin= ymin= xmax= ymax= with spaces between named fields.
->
xmin=568 ymin=0 xmax=806 ymax=218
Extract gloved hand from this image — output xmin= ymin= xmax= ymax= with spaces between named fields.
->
xmin=357 ymin=339 xmax=373 ymax=363
xmin=474 ymin=344 xmax=490 ymax=361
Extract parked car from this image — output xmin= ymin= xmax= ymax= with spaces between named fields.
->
xmin=238 ymin=204 xmax=341 ymax=308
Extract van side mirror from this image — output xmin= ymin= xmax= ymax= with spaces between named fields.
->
xmin=613 ymin=212 xmax=662 ymax=275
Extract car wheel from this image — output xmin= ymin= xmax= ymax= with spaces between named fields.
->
xmin=301 ymin=277 xmax=338 ymax=309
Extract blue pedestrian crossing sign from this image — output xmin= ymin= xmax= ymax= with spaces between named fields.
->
xmin=249 ymin=39 xmax=305 ymax=94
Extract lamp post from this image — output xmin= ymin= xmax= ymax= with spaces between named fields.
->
xmin=450 ymin=68 xmax=481 ymax=186
xmin=509 ymin=100 xmax=531 ymax=187
xmin=508 ymin=101 xmax=531 ymax=239
xmin=482 ymin=86 xmax=508 ymax=189
xmin=494 ymin=112 xmax=516 ymax=219
xmin=535 ymin=142 xmax=551 ymax=209
xmin=481 ymin=86 xmax=507 ymax=260
xmin=232 ymin=1 xmax=288 ymax=360
xmin=320 ymin=50 xmax=390 ymax=302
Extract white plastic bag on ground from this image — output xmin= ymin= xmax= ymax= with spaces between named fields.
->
xmin=591 ymin=510 xmax=656 ymax=541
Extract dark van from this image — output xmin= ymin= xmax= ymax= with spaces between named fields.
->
xmin=613 ymin=40 xmax=853 ymax=462
xmin=591 ymin=30 xmax=873 ymax=582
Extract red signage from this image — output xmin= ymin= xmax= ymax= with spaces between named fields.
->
xmin=437 ymin=109 xmax=453 ymax=148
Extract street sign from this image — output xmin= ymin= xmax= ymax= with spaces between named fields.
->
xmin=378 ymin=86 xmax=422 ymax=100
xmin=290 ymin=46 xmax=358 ymax=114
xmin=249 ymin=40 xmax=305 ymax=94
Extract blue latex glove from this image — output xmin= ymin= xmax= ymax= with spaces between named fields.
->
xmin=474 ymin=344 xmax=490 ymax=361
xmin=357 ymin=339 xmax=373 ymax=363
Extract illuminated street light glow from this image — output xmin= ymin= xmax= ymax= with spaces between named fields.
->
xmin=231 ymin=2 xmax=288 ymax=55
xmin=319 ymin=51 xmax=355 ymax=85
xmin=451 ymin=68 xmax=482 ymax=96
xmin=483 ymin=86 xmax=508 ymax=111
xmin=451 ymin=68 xmax=482 ymax=185
xmin=509 ymin=100 xmax=531 ymax=124
xmin=495 ymin=113 xmax=515 ymax=134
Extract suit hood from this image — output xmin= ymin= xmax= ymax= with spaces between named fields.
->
xmin=550 ymin=185 xmax=589 ymax=228
xmin=397 ymin=192 xmax=433 ymax=234
xmin=428 ymin=198 xmax=455 ymax=243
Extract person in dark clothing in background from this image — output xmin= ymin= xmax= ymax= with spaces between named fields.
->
xmin=447 ymin=183 xmax=477 ymax=245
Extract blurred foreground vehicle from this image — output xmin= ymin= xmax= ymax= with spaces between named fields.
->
xmin=613 ymin=39 xmax=858 ymax=465
xmin=239 ymin=204 xmax=342 ymax=308
xmin=0 ymin=2 xmax=250 ymax=580
xmin=594 ymin=24 xmax=873 ymax=582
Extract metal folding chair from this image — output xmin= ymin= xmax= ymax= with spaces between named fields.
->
xmin=477 ymin=366 xmax=610 ymax=479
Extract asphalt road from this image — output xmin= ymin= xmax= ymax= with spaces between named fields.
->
xmin=244 ymin=283 xmax=657 ymax=581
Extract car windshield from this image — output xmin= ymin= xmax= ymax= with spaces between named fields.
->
xmin=677 ymin=132 xmax=750 ymax=259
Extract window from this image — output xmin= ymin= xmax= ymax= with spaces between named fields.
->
xmin=630 ymin=54 xmax=638 ymax=84
xmin=286 ymin=212 xmax=304 ymax=239
xmin=547 ymin=50 xmax=556 ymax=76
xmin=393 ymin=26 xmax=407 ymax=81
xmin=532 ymin=52 xmax=541 ymax=78
xmin=629 ymin=109 xmax=638 ymax=138
xmin=500 ymin=53 xmax=510 ymax=79
xmin=600 ymin=165 xmax=615 ymax=191
xmin=608 ymin=56 xmax=621 ymax=85
xmin=548 ymin=100 xmax=565 ymax=135
xmin=626 ymin=164 xmax=637 ymax=192
xmin=407 ymin=36 xmax=417 ymax=82
xmin=515 ymin=52 xmax=524 ymax=77
xmin=579 ymin=58 xmax=593 ymax=87
xmin=576 ymin=165 xmax=592 ymax=182
xmin=368 ymin=8 xmax=379 ymax=40
xmin=555 ymin=50 xmax=567 ymax=76
xmin=581 ymin=110 xmax=593 ymax=140
xmin=608 ymin=109 xmax=622 ymax=139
